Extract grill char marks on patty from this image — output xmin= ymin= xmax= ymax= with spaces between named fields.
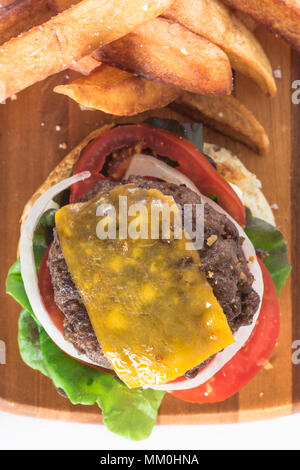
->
xmin=47 ymin=176 xmax=260 ymax=375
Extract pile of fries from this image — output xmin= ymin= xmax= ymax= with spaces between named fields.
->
xmin=1 ymin=0 xmax=299 ymax=153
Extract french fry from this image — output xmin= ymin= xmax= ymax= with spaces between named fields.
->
xmin=222 ymin=0 xmax=300 ymax=50
xmin=54 ymin=64 xmax=182 ymax=116
xmin=0 ymin=0 xmax=52 ymax=44
xmin=94 ymin=18 xmax=232 ymax=96
xmin=0 ymin=0 xmax=174 ymax=99
xmin=170 ymin=93 xmax=269 ymax=154
xmin=163 ymin=0 xmax=276 ymax=97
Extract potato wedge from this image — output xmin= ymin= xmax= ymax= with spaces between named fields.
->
xmin=54 ymin=64 xmax=182 ymax=116
xmin=49 ymin=0 xmax=259 ymax=33
xmin=230 ymin=8 xmax=258 ymax=32
xmin=171 ymin=93 xmax=269 ymax=154
xmin=0 ymin=0 xmax=52 ymax=44
xmin=163 ymin=0 xmax=276 ymax=97
xmin=0 ymin=0 xmax=174 ymax=99
xmin=94 ymin=17 xmax=232 ymax=96
xmin=70 ymin=55 xmax=100 ymax=75
xmin=222 ymin=0 xmax=300 ymax=50
xmin=48 ymin=0 xmax=76 ymax=14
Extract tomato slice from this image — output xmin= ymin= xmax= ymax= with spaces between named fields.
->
xmin=70 ymin=124 xmax=245 ymax=226
xmin=170 ymin=259 xmax=280 ymax=403
xmin=38 ymin=245 xmax=65 ymax=334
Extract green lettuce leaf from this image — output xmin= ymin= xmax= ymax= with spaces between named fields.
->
xmin=18 ymin=309 xmax=48 ymax=376
xmin=39 ymin=328 xmax=164 ymax=440
xmin=245 ymin=209 xmax=291 ymax=296
xmin=6 ymin=259 xmax=32 ymax=314
xmin=146 ymin=117 xmax=204 ymax=152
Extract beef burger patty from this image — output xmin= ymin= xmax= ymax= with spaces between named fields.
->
xmin=47 ymin=177 xmax=260 ymax=375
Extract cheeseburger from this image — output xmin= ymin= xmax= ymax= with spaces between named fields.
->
xmin=7 ymin=117 xmax=290 ymax=439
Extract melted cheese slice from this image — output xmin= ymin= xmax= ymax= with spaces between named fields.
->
xmin=55 ymin=184 xmax=234 ymax=388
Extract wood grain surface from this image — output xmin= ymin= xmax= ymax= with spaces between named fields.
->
xmin=0 ymin=26 xmax=298 ymax=425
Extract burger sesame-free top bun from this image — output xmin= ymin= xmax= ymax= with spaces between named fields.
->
xmin=21 ymin=123 xmax=275 ymax=231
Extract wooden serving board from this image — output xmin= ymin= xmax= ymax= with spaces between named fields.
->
xmin=0 ymin=27 xmax=299 ymax=425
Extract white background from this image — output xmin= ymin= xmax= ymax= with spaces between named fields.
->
xmin=1 ymin=409 xmax=300 ymax=450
